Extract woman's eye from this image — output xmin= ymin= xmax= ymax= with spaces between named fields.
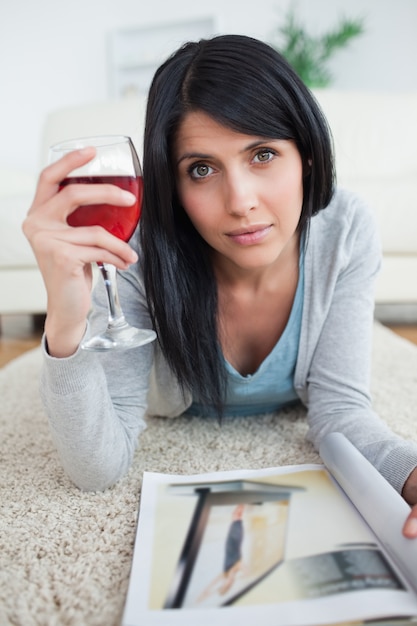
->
xmin=190 ymin=164 xmax=213 ymax=179
xmin=254 ymin=149 xmax=275 ymax=163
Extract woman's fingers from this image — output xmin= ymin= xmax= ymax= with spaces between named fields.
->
xmin=29 ymin=148 xmax=136 ymax=229
xmin=27 ymin=220 xmax=138 ymax=270
xmin=46 ymin=229 xmax=138 ymax=268
xmin=30 ymin=147 xmax=96 ymax=206
xmin=27 ymin=181 xmax=136 ymax=226
xmin=23 ymin=153 xmax=138 ymax=269
xmin=402 ymin=467 xmax=417 ymax=538
xmin=403 ymin=504 xmax=417 ymax=538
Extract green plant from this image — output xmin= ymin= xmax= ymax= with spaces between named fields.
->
xmin=271 ymin=7 xmax=365 ymax=88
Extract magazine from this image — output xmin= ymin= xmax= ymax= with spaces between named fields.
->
xmin=122 ymin=433 xmax=417 ymax=626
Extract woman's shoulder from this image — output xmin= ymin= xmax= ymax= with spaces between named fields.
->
xmin=314 ymin=187 xmax=377 ymax=230
xmin=310 ymin=187 xmax=379 ymax=244
xmin=308 ymin=187 xmax=381 ymax=265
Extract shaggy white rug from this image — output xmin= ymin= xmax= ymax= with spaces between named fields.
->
xmin=0 ymin=322 xmax=416 ymax=626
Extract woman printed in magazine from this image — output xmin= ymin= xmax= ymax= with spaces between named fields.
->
xmin=23 ymin=34 xmax=417 ymax=537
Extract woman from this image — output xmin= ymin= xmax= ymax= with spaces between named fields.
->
xmin=23 ymin=35 xmax=417 ymax=536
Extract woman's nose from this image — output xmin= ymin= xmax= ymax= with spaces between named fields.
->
xmin=224 ymin=170 xmax=257 ymax=216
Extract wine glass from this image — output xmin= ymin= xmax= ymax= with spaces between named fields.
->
xmin=49 ymin=135 xmax=156 ymax=351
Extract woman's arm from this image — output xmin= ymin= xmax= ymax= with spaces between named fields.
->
xmin=24 ymin=152 xmax=153 ymax=490
xmin=402 ymin=471 xmax=417 ymax=537
xmin=297 ymin=190 xmax=417 ymax=504
xmin=40 ymin=259 xmax=155 ymax=491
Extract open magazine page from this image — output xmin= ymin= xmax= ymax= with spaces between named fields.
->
xmin=320 ymin=432 xmax=417 ymax=594
xmin=123 ymin=445 xmax=417 ymax=626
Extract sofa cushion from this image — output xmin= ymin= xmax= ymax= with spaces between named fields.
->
xmin=39 ymin=97 xmax=148 ymax=166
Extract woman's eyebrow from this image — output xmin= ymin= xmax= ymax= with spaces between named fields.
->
xmin=244 ymin=138 xmax=276 ymax=150
xmin=176 ymin=152 xmax=211 ymax=166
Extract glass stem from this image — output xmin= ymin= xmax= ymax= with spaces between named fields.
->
xmin=98 ymin=262 xmax=127 ymax=329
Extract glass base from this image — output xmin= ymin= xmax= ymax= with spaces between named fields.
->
xmin=81 ymin=326 xmax=156 ymax=351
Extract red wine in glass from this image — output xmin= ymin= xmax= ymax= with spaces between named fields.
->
xmin=50 ymin=135 xmax=156 ymax=351
xmin=61 ymin=175 xmax=143 ymax=242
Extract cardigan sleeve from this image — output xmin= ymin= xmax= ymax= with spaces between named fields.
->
xmin=40 ymin=245 xmax=155 ymax=491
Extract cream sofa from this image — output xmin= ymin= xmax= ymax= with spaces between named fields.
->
xmin=1 ymin=92 xmax=416 ymax=321
xmin=314 ymin=90 xmax=417 ymax=322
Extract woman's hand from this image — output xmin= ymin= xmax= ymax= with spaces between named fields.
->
xmin=22 ymin=147 xmax=138 ymax=358
xmin=402 ymin=467 xmax=417 ymax=538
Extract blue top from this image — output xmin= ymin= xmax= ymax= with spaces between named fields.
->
xmin=188 ymin=246 xmax=305 ymax=417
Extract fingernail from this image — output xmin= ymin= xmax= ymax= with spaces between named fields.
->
xmin=121 ymin=191 xmax=136 ymax=203
xmin=404 ymin=517 xmax=417 ymax=537
xmin=78 ymin=147 xmax=95 ymax=156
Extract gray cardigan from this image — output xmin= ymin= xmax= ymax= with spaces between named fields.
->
xmin=41 ymin=188 xmax=417 ymax=491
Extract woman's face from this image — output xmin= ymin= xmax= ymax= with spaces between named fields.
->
xmin=174 ymin=111 xmax=304 ymax=275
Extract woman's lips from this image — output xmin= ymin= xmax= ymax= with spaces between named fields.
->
xmin=226 ymin=225 xmax=272 ymax=245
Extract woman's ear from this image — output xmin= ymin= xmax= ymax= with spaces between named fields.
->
xmin=304 ymin=158 xmax=313 ymax=177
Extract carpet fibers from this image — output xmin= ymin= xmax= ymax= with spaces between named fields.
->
xmin=1 ymin=322 xmax=417 ymax=625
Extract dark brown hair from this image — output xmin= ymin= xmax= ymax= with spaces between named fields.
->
xmin=140 ymin=34 xmax=335 ymax=414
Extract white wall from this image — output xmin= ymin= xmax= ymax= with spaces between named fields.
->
xmin=1 ymin=0 xmax=417 ymax=174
